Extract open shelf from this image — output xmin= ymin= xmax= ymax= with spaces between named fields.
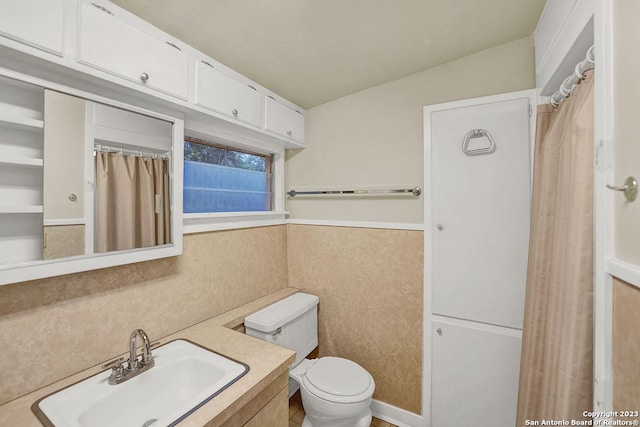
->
xmin=0 ymin=114 xmax=44 ymax=130
xmin=0 ymin=205 xmax=43 ymax=214
xmin=0 ymin=156 xmax=43 ymax=167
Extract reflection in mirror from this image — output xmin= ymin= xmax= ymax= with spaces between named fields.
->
xmin=0 ymin=71 xmax=179 ymax=281
xmin=43 ymin=90 xmax=86 ymax=260
xmin=42 ymin=91 xmax=173 ymax=258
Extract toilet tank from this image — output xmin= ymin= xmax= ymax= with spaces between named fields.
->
xmin=245 ymin=293 xmax=319 ymax=367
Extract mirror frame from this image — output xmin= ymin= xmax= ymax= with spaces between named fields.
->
xmin=0 ymin=71 xmax=183 ymax=286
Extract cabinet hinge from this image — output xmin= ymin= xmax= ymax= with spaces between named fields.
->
xmin=166 ymin=42 xmax=182 ymax=51
xmin=91 ymin=2 xmax=114 ymax=16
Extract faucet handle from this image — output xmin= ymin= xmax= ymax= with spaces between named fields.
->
xmin=102 ymin=357 xmax=125 ymax=370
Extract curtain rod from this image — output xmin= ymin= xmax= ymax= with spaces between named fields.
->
xmin=94 ymin=144 xmax=169 ymax=159
xmin=287 ymin=186 xmax=422 ymax=198
xmin=550 ymin=45 xmax=595 ymax=107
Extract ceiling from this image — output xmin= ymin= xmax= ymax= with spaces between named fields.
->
xmin=111 ymin=0 xmax=547 ymax=109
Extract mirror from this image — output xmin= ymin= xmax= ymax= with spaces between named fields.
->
xmin=0 ymin=75 xmax=183 ymax=285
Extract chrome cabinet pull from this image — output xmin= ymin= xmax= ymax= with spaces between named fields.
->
xmin=232 ymin=109 xmax=238 ymax=117
xmin=140 ymin=72 xmax=149 ymax=82
xmin=165 ymin=42 xmax=181 ymax=51
xmin=201 ymin=60 xmax=214 ymax=69
xmin=286 ymin=130 xmax=292 ymax=137
xmin=607 ymin=176 xmax=638 ymax=202
xmin=91 ymin=2 xmax=114 ymax=16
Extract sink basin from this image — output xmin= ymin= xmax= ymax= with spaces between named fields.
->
xmin=33 ymin=339 xmax=249 ymax=427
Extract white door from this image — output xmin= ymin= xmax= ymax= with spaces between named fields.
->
xmin=431 ymin=319 xmax=522 ymax=427
xmin=0 ymin=0 xmax=64 ymax=56
xmin=430 ymin=95 xmax=532 ymax=329
xmin=195 ymin=61 xmax=263 ymax=127
xmin=424 ymin=90 xmax=535 ymax=427
xmin=77 ymin=2 xmax=189 ymax=100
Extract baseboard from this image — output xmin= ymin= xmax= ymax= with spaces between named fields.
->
xmin=371 ymin=399 xmax=423 ymax=427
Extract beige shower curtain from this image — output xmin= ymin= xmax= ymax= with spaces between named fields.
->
xmin=95 ymin=152 xmax=170 ymax=253
xmin=516 ymin=70 xmax=594 ymax=424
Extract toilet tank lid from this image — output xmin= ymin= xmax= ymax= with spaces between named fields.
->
xmin=244 ymin=293 xmax=319 ymax=333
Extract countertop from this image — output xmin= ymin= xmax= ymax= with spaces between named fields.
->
xmin=0 ymin=287 xmax=298 ymax=426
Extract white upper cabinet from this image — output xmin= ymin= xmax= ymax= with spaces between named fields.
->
xmin=77 ymin=1 xmax=189 ymax=100
xmin=0 ymin=0 xmax=64 ymax=56
xmin=265 ymin=96 xmax=305 ymax=144
xmin=195 ymin=61 xmax=263 ymax=128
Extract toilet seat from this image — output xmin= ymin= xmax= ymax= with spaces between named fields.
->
xmin=301 ymin=357 xmax=374 ymax=404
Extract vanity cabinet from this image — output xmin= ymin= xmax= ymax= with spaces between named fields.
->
xmin=77 ymin=1 xmax=189 ymax=100
xmin=0 ymin=0 xmax=64 ymax=56
xmin=265 ymin=96 xmax=305 ymax=144
xmin=195 ymin=61 xmax=263 ymax=128
xmin=0 ymin=75 xmax=45 ymax=265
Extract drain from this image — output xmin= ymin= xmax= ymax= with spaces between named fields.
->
xmin=142 ymin=419 xmax=158 ymax=427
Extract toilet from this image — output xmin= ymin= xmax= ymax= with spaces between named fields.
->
xmin=245 ymin=293 xmax=375 ymax=427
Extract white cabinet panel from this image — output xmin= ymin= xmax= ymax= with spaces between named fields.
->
xmin=195 ymin=61 xmax=263 ymax=127
xmin=78 ymin=2 xmax=188 ymax=100
xmin=0 ymin=0 xmax=64 ymax=56
xmin=265 ymin=96 xmax=304 ymax=143
xmin=431 ymin=320 xmax=522 ymax=427
xmin=431 ymin=97 xmax=531 ymax=329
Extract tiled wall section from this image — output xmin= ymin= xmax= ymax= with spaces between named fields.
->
xmin=286 ymin=224 xmax=423 ymax=415
xmin=613 ymin=277 xmax=640 ymax=410
xmin=0 ymin=226 xmax=288 ymax=405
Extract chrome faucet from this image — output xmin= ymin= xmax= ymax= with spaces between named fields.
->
xmin=103 ymin=328 xmax=158 ymax=385
xmin=129 ymin=328 xmax=153 ymax=370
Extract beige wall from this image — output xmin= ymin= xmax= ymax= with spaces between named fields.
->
xmin=613 ymin=0 xmax=640 ymax=264
xmin=0 ymin=226 xmax=288 ymax=405
xmin=286 ymin=36 xmax=535 ymax=223
xmin=287 ymin=224 xmax=423 ymax=414
xmin=613 ymin=278 xmax=640 ymax=411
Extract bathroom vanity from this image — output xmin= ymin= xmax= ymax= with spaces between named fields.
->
xmin=0 ymin=288 xmax=299 ymax=426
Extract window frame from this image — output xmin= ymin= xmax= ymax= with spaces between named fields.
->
xmin=182 ymin=134 xmax=286 ymax=234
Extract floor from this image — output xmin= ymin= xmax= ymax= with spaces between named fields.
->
xmin=288 ymin=391 xmax=398 ymax=427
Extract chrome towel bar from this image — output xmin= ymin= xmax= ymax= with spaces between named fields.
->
xmin=287 ymin=186 xmax=422 ymax=198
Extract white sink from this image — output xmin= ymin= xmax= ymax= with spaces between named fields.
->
xmin=33 ymin=339 xmax=249 ymax=427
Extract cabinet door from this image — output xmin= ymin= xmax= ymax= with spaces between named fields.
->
xmin=195 ymin=61 xmax=263 ymax=127
xmin=0 ymin=0 xmax=64 ymax=55
xmin=78 ymin=2 xmax=188 ymax=100
xmin=431 ymin=97 xmax=531 ymax=329
xmin=265 ymin=97 xmax=304 ymax=143
xmin=431 ymin=320 xmax=522 ymax=427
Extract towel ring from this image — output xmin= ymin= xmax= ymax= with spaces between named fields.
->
xmin=462 ymin=129 xmax=496 ymax=156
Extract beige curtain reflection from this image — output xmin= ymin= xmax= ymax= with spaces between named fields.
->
xmin=95 ymin=152 xmax=170 ymax=253
xmin=516 ymin=70 xmax=594 ymax=424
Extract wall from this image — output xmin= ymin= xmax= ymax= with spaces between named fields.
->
xmin=613 ymin=0 xmax=640 ymax=264
xmin=611 ymin=1 xmax=640 ymax=411
xmin=286 ymin=36 xmax=535 ymax=224
xmin=287 ymin=225 xmax=423 ymax=413
xmin=613 ymin=278 xmax=640 ymax=411
xmin=285 ymin=37 xmax=536 ymax=415
xmin=0 ymin=226 xmax=287 ymax=405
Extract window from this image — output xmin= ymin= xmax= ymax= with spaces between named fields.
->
xmin=183 ymin=137 xmax=273 ymax=213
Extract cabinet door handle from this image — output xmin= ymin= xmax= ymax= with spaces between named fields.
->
xmin=165 ymin=42 xmax=182 ymax=51
xmin=287 ymin=130 xmax=292 ymax=137
xmin=140 ymin=72 xmax=149 ymax=82
xmin=232 ymin=109 xmax=238 ymax=117
xmin=91 ymin=2 xmax=114 ymax=16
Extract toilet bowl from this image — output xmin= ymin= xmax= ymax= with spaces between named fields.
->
xmin=290 ymin=357 xmax=375 ymax=427
xmin=244 ymin=293 xmax=376 ymax=427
